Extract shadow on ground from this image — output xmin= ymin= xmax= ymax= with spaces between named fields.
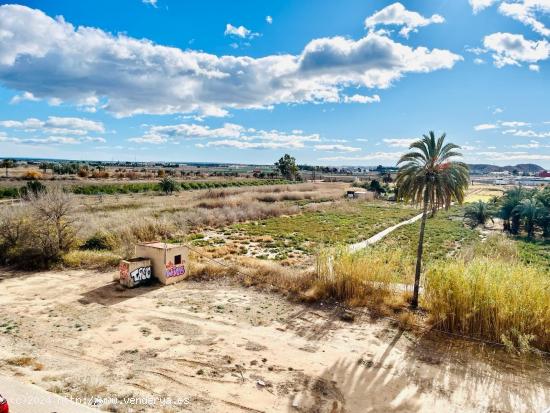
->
xmin=78 ymin=280 xmax=162 ymax=306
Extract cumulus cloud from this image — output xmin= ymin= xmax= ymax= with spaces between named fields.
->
xmin=469 ymin=0 xmax=500 ymax=14
xmin=364 ymin=2 xmax=444 ymax=38
xmin=314 ymin=144 xmax=361 ymax=152
xmin=266 ymin=16 xmax=273 ymax=24
xmin=474 ymin=123 xmax=499 ymax=130
xmin=498 ymin=1 xmax=550 ymax=37
xmin=0 ymin=116 xmax=104 ymax=134
xmin=0 ymin=134 xmax=103 ymax=145
xmin=10 ymin=91 xmax=39 ymax=104
xmin=130 ymin=122 xmax=321 ymax=150
xmin=529 ymin=63 xmax=541 ymax=71
xmin=0 ymin=5 xmax=462 ymax=118
xmin=224 ymin=24 xmax=258 ymax=39
xmin=483 ymin=32 xmax=550 ymax=67
xmin=142 ymin=0 xmax=158 ymax=7
xmin=383 ymin=138 xmax=417 ymax=147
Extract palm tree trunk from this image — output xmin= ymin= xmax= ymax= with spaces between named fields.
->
xmin=412 ymin=189 xmax=429 ymax=309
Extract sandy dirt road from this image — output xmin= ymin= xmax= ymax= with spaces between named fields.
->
xmin=0 ymin=374 xmax=97 ymax=413
xmin=0 ymin=269 xmax=549 ymax=413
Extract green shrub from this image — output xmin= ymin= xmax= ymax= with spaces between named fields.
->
xmin=81 ymin=231 xmax=118 ymax=250
xmin=62 ymin=250 xmax=121 ymax=270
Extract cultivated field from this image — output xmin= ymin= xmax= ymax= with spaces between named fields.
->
xmin=0 ymin=181 xmax=549 ymax=412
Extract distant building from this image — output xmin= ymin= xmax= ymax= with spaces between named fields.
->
xmin=537 ymin=170 xmax=550 ymax=178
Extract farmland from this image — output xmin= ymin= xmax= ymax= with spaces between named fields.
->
xmin=0 ymin=180 xmax=549 ymax=412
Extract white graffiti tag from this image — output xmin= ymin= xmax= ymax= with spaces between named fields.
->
xmin=130 ymin=266 xmax=151 ymax=284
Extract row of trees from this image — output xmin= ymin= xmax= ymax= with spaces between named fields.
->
xmin=466 ymin=186 xmax=550 ymax=238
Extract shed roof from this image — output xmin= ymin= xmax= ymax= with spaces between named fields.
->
xmin=137 ymin=242 xmax=185 ymax=250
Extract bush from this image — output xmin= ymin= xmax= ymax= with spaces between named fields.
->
xmin=20 ymin=180 xmax=46 ymax=197
xmin=159 ymin=177 xmax=178 ymax=194
xmin=81 ymin=231 xmax=118 ymax=250
xmin=22 ymin=170 xmax=43 ymax=180
xmin=0 ymin=186 xmax=76 ymax=269
xmin=62 ymin=250 xmax=121 ymax=270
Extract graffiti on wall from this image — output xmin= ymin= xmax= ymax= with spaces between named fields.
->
xmin=130 ymin=266 xmax=152 ymax=284
xmin=165 ymin=261 xmax=185 ymax=278
xmin=119 ymin=262 xmax=129 ymax=280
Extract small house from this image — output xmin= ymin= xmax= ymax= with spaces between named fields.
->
xmin=134 ymin=242 xmax=189 ymax=285
xmin=346 ymin=190 xmax=375 ymax=200
xmin=118 ymin=257 xmax=152 ymax=288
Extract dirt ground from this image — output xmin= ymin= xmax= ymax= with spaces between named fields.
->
xmin=0 ymin=269 xmax=549 ymax=413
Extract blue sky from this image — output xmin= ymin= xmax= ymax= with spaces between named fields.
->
xmin=0 ymin=0 xmax=549 ymax=167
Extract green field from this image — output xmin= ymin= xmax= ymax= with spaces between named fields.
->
xmin=515 ymin=238 xmax=550 ymax=270
xmin=381 ymin=206 xmax=479 ymax=261
xmin=232 ymin=201 xmax=419 ymax=253
xmin=0 ymin=179 xmax=292 ymax=198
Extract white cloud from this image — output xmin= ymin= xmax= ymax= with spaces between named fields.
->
xmin=314 ymin=144 xmax=361 ymax=152
xmin=511 ymin=140 xmax=545 ymax=148
xmin=343 ymin=94 xmax=381 ymax=104
xmin=0 ymin=116 xmax=104 ymax=134
xmin=10 ymin=91 xmax=39 ymax=104
xmin=469 ymin=0 xmax=500 ymax=14
xmin=365 ymin=2 xmax=444 ymax=38
xmin=474 ymin=123 xmax=498 ymax=130
xmin=529 ymin=63 xmax=541 ymax=71
xmin=483 ymin=32 xmax=550 ymax=67
xmin=205 ymin=140 xmax=303 ymax=150
xmin=266 ymin=16 xmax=273 ymax=24
xmin=130 ymin=122 xmax=322 ymax=150
xmin=224 ymin=24 xmax=258 ymax=39
xmin=383 ymin=138 xmax=416 ymax=147
xmin=142 ymin=0 xmax=158 ymax=7
xmin=498 ymin=1 xmax=550 ymax=37
xmin=476 ymin=151 xmax=550 ymax=161
xmin=501 ymin=121 xmax=530 ymax=127
xmin=493 ymin=107 xmax=504 ymax=114
xmin=0 ymin=134 xmax=98 ymax=145
xmin=503 ymin=129 xmax=550 ymax=137
xmin=0 ymin=5 xmax=462 ymax=118
xmin=318 ymin=152 xmax=403 ymax=162
xmin=474 ymin=57 xmax=486 ymax=64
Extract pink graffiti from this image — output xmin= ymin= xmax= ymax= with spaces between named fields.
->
xmin=165 ymin=261 xmax=185 ymax=278
xmin=119 ymin=262 xmax=129 ymax=280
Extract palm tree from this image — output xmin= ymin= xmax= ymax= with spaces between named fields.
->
xmin=513 ymin=198 xmax=544 ymax=238
xmin=395 ymin=131 xmax=469 ymax=309
xmin=500 ymin=187 xmax=531 ymax=234
xmin=159 ymin=176 xmax=178 ymax=195
xmin=464 ymin=200 xmax=494 ymax=227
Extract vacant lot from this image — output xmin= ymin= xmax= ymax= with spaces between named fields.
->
xmin=0 ymin=269 xmax=548 ymax=413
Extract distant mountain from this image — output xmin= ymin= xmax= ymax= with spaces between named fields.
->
xmin=467 ymin=163 xmax=545 ymax=175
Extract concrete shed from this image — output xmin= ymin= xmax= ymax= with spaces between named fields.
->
xmin=118 ymin=257 xmax=152 ymax=288
xmin=346 ymin=190 xmax=375 ymax=200
xmin=135 ymin=242 xmax=189 ymax=285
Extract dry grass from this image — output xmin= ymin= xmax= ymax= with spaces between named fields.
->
xmin=62 ymin=250 xmax=122 ymax=270
xmin=7 ymin=356 xmax=44 ymax=370
xmin=312 ymin=244 xmax=414 ymax=312
xmin=424 ymin=234 xmax=550 ymax=353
